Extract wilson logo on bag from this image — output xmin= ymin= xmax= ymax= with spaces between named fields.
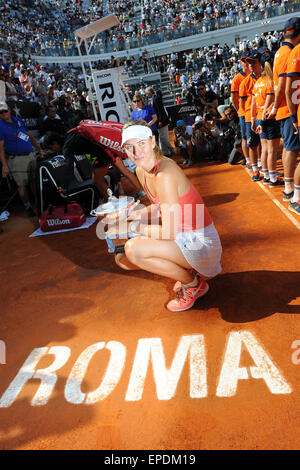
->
xmin=47 ymin=218 xmax=71 ymax=227
xmin=40 ymin=203 xmax=86 ymax=232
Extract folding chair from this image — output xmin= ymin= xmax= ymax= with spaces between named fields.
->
xmin=36 ymin=155 xmax=99 ymax=217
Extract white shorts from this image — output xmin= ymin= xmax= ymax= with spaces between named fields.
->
xmin=175 ymin=223 xmax=222 ymax=278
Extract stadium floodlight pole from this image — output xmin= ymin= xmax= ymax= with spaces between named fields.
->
xmin=74 ymin=14 xmax=121 ymax=122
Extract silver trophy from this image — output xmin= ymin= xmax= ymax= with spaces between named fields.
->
xmin=91 ymin=189 xmax=140 ymax=253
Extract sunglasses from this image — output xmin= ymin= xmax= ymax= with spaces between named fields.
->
xmin=133 ymin=99 xmax=141 ymax=103
xmin=0 ymin=110 xmax=8 ymax=115
xmin=225 ymin=111 xmax=234 ymax=117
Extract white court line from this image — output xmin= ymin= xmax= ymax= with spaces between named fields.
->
xmin=244 ymin=169 xmax=300 ymax=232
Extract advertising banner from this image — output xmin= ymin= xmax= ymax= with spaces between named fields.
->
xmin=92 ymin=68 xmax=128 ymax=123
xmin=166 ymin=104 xmax=197 ymax=128
xmin=8 ymin=100 xmax=41 ymax=138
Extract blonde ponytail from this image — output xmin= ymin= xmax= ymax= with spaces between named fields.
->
xmin=262 ymin=61 xmax=274 ymax=87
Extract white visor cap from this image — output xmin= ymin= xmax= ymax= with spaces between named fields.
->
xmin=122 ymin=125 xmax=153 ymax=146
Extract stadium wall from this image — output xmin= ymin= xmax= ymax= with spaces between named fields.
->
xmin=32 ymin=13 xmax=293 ymax=65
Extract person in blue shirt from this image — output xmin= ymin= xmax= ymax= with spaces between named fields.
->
xmin=0 ymin=103 xmax=45 ymax=217
xmin=131 ymin=93 xmax=158 ymax=141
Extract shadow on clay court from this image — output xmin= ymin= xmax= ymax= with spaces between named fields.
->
xmin=0 ymin=374 xmax=95 ymax=450
xmin=202 ymin=192 xmax=239 ymax=207
xmin=198 ymin=270 xmax=300 ymax=323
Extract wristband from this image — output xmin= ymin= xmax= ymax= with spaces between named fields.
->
xmin=251 ymin=117 xmax=256 ymax=123
xmin=290 ymin=114 xmax=297 ymax=124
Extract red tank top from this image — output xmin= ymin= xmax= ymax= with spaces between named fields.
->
xmin=143 ymin=160 xmax=212 ymax=232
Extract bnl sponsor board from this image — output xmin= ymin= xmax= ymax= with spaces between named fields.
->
xmin=0 ymin=331 xmax=298 ymax=408
xmin=166 ymin=105 xmax=197 ymax=128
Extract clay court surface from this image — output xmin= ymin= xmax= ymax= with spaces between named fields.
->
xmin=0 ymin=156 xmax=300 ymax=450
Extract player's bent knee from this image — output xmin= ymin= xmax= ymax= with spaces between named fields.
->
xmin=125 ymin=238 xmax=143 ymax=264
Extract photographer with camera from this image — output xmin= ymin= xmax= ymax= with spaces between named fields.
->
xmin=192 ymin=107 xmax=240 ymax=162
xmin=192 ymin=113 xmax=220 ymax=161
xmin=218 ymin=106 xmax=243 ymax=164
xmin=192 ymin=81 xmax=219 ymax=116
xmin=173 ymin=120 xmax=193 ymax=166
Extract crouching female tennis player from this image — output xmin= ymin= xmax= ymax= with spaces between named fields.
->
xmin=114 ymin=120 xmax=222 ymax=312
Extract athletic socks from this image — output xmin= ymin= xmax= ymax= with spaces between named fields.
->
xmin=252 ymin=164 xmax=258 ymax=173
xmin=284 ymin=178 xmax=294 ymax=194
xmin=263 ymin=169 xmax=269 ymax=180
xmin=269 ymin=171 xmax=277 ymax=183
xmin=292 ymin=184 xmax=300 ymax=203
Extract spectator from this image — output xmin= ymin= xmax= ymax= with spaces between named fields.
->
xmin=35 ymin=78 xmax=48 ymax=108
xmin=145 ymin=86 xmax=173 ymax=157
xmin=194 ymin=81 xmax=218 ymax=115
xmin=4 ymin=75 xmax=19 ymax=102
xmin=131 ymin=93 xmax=158 ymax=138
xmin=56 ymin=95 xmax=76 ymax=131
xmin=0 ymin=103 xmax=45 ymax=217
xmin=23 ymin=84 xmax=38 ymax=103
xmin=42 ymin=105 xmax=65 ymax=136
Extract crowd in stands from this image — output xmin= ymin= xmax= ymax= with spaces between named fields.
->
xmin=0 ymin=53 xmax=94 ymax=126
xmin=164 ymin=30 xmax=283 ymax=103
xmin=0 ymin=0 xmax=299 ymax=56
xmin=121 ymin=30 xmax=283 ymax=105
xmin=0 ymin=27 xmax=285 ymax=140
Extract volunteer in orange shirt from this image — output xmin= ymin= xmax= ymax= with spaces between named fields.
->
xmin=266 ymin=17 xmax=300 ymax=202
xmin=231 ymin=53 xmax=250 ymax=167
xmin=251 ymin=51 xmax=282 ymax=187
xmin=239 ymin=51 xmax=261 ymax=181
xmin=285 ymin=41 xmax=300 ymax=216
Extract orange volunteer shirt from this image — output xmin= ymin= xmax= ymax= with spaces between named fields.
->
xmin=252 ymin=76 xmax=274 ymax=120
xmin=231 ymin=71 xmax=247 ymax=115
xmin=273 ymin=41 xmax=294 ymax=120
xmin=239 ymin=73 xmax=258 ymax=122
xmin=286 ymin=43 xmax=300 ymax=126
